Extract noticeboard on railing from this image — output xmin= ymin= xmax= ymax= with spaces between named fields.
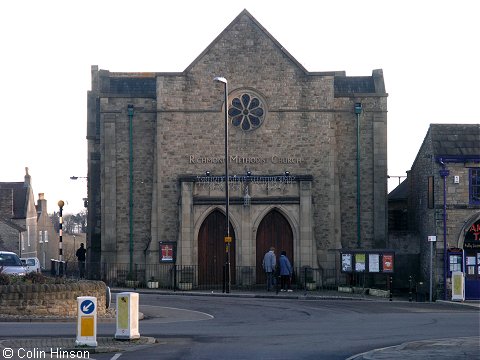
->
xmin=341 ymin=250 xmax=394 ymax=273
xmin=159 ymin=241 xmax=177 ymax=263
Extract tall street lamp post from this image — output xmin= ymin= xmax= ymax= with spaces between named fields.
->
xmin=214 ymin=76 xmax=231 ymax=293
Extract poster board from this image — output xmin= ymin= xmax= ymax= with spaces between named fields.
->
xmin=340 ymin=251 xmax=395 ymax=273
xmin=368 ymin=254 xmax=380 ymax=273
xmin=342 ymin=253 xmax=352 ymax=272
xmin=355 ymin=254 xmax=366 ymax=272
xmin=159 ymin=241 xmax=176 ymax=263
xmin=382 ymin=254 xmax=394 ymax=273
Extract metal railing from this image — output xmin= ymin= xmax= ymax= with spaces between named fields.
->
xmin=46 ymin=261 xmax=401 ymax=295
xmin=46 ymin=261 xmax=420 ymax=300
xmin=73 ymin=263 xmax=352 ymax=291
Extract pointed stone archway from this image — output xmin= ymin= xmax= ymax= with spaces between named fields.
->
xmin=197 ymin=209 xmax=236 ymax=285
xmin=256 ymin=209 xmax=294 ymax=284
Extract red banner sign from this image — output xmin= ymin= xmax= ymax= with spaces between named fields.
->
xmin=383 ymin=254 xmax=394 ymax=272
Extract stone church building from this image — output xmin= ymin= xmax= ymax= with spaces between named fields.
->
xmin=86 ymin=10 xmax=388 ymax=286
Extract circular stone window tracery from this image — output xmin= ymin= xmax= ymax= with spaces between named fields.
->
xmin=228 ymin=91 xmax=266 ymax=132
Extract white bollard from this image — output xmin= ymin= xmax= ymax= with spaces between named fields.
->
xmin=76 ymin=296 xmax=98 ymax=347
xmin=115 ymin=292 xmax=140 ymax=340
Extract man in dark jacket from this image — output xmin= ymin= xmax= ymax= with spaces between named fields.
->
xmin=76 ymin=243 xmax=87 ymax=278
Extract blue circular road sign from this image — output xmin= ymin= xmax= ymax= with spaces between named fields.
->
xmin=80 ymin=299 xmax=95 ymax=314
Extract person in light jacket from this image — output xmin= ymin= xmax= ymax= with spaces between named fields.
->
xmin=262 ymin=247 xmax=276 ymax=291
xmin=279 ymin=250 xmax=293 ymax=292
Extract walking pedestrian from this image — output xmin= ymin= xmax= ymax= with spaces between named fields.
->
xmin=262 ymin=247 xmax=276 ymax=291
xmin=279 ymin=250 xmax=293 ymax=292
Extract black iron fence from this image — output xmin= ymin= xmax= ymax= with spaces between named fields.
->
xmin=49 ymin=261 xmax=399 ymax=293
xmin=65 ymin=263 xmax=359 ymax=291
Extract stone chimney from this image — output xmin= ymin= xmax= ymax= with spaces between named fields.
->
xmin=37 ymin=193 xmax=47 ymax=214
xmin=24 ymin=167 xmax=31 ymax=188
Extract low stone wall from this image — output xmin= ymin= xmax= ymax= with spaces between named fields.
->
xmin=0 ymin=281 xmax=107 ymax=317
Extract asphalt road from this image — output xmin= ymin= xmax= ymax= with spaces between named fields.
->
xmin=1 ymin=294 xmax=478 ymax=360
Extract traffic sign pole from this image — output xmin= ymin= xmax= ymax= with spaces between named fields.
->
xmin=428 ymin=235 xmax=437 ymax=302
xmin=76 ymin=296 xmax=97 ymax=347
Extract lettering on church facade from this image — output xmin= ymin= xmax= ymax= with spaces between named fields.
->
xmin=188 ymin=155 xmax=303 ymax=165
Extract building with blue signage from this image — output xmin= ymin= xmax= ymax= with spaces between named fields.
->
xmin=389 ymin=124 xmax=480 ymax=300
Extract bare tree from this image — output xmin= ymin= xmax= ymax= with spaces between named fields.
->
xmin=49 ymin=211 xmax=86 ymax=234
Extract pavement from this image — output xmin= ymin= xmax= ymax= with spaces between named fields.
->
xmin=0 ymin=287 xmax=478 ymax=359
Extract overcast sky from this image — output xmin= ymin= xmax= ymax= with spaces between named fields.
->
xmin=1 ymin=0 xmax=478 ymax=214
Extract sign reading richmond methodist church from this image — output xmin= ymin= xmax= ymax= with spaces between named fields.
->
xmin=189 ymin=154 xmax=304 ymax=165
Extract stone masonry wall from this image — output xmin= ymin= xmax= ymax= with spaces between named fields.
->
xmin=93 ymin=12 xmax=388 ymax=271
xmin=0 ymin=281 xmax=107 ymax=317
xmin=409 ymin=131 xmax=480 ymax=296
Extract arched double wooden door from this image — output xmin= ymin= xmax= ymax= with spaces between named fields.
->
xmin=198 ymin=210 xmax=236 ymax=286
xmin=256 ymin=209 xmax=294 ymax=284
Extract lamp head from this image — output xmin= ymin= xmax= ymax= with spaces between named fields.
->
xmin=213 ymin=76 xmax=227 ymax=84
xmin=127 ymin=104 xmax=134 ymax=117
xmin=354 ymin=103 xmax=362 ymax=114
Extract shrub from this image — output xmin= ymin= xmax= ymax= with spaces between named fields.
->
xmin=24 ymin=271 xmax=47 ymax=284
xmin=0 ymin=273 xmax=10 ymax=285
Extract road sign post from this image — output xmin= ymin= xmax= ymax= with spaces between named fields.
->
xmin=115 ymin=292 xmax=140 ymax=340
xmin=76 ymin=296 xmax=97 ymax=347
xmin=428 ymin=235 xmax=437 ymax=302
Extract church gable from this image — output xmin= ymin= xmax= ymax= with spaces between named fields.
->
xmin=185 ymin=10 xmax=308 ymax=79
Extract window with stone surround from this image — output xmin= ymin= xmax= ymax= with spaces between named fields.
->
xmin=470 ymin=168 xmax=480 ymax=205
xmin=228 ymin=92 xmax=265 ymax=132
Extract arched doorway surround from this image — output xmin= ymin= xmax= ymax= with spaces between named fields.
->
xmin=456 ymin=212 xmax=480 ymax=248
xmin=197 ymin=209 xmax=236 ymax=285
xmin=456 ymin=212 xmax=480 ymax=300
xmin=179 ymin=177 xmax=314 ymax=285
xmin=255 ymin=208 xmax=294 ymax=284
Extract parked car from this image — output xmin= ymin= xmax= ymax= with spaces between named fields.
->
xmin=20 ymin=257 xmax=41 ymax=273
xmin=0 ymin=251 xmax=26 ymax=276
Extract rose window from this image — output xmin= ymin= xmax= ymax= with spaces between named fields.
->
xmin=228 ymin=93 xmax=265 ymax=131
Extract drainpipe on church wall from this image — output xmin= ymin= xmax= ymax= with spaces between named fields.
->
xmin=128 ymin=105 xmax=134 ymax=275
xmin=439 ymin=158 xmax=449 ymax=300
xmin=354 ymin=103 xmax=363 ymax=249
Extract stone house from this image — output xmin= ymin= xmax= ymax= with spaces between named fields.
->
xmin=0 ymin=168 xmax=37 ymax=258
xmin=86 ymin=10 xmax=388 ymax=286
xmin=36 ymin=193 xmax=58 ymax=270
xmin=389 ymin=124 xmax=480 ymax=300
xmin=0 ymin=169 xmax=58 ymax=270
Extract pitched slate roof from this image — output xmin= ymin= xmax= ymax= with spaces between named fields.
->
xmin=430 ymin=123 xmax=480 ymax=158
xmin=388 ymin=179 xmax=408 ymax=200
xmin=334 ymin=76 xmax=375 ymax=94
xmin=0 ymin=182 xmax=27 ymax=219
xmin=0 ymin=218 xmax=26 ymax=232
